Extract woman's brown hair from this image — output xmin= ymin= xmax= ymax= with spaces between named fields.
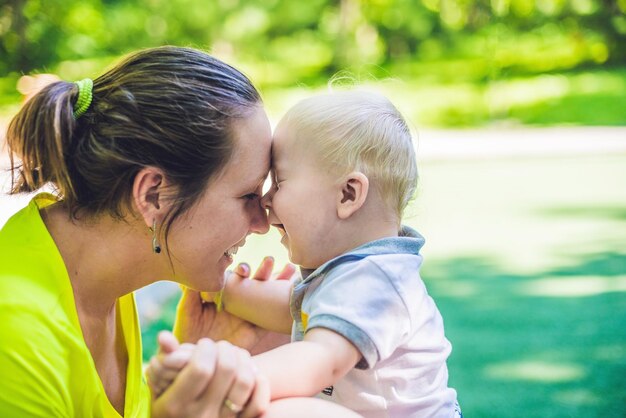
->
xmin=6 ymin=46 xmax=261 ymax=239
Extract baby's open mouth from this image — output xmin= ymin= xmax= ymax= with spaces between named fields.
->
xmin=271 ymin=223 xmax=286 ymax=234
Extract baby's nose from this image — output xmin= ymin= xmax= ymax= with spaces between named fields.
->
xmin=260 ymin=190 xmax=273 ymax=209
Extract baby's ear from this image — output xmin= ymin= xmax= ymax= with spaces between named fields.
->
xmin=337 ymin=172 xmax=369 ymax=220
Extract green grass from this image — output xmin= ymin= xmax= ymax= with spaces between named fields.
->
xmin=421 ymin=155 xmax=625 ymax=417
xmin=427 ymin=254 xmax=625 ymax=417
xmin=211 ymin=153 xmax=625 ymax=417
xmin=409 ymin=154 xmax=625 ymax=415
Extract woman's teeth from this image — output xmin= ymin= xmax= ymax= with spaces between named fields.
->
xmin=224 ymin=246 xmax=239 ymax=257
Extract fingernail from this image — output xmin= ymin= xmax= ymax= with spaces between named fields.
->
xmin=265 ymin=256 xmax=274 ymax=262
xmin=236 ymin=263 xmax=250 ymax=275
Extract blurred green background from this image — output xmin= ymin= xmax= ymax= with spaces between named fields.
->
xmin=1 ymin=0 xmax=625 ymax=417
xmin=2 ymin=0 xmax=626 ymax=125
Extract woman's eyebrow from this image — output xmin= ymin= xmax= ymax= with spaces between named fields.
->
xmin=251 ymin=172 xmax=269 ymax=188
xmin=255 ymin=172 xmax=268 ymax=183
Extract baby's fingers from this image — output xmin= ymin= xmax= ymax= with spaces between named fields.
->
xmin=252 ymin=257 xmax=275 ymax=281
xmin=157 ymin=330 xmax=180 ymax=355
xmin=146 ymin=356 xmax=172 ymax=398
xmin=160 ymin=343 xmax=194 ymax=369
xmin=274 ymin=263 xmax=297 ymax=281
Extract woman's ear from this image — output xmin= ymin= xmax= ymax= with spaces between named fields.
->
xmin=337 ymin=172 xmax=369 ymax=220
xmin=132 ymin=166 xmax=167 ymax=228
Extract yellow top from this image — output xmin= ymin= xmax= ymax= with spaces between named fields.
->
xmin=0 ymin=194 xmax=150 ymax=417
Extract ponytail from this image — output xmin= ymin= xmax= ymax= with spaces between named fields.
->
xmin=7 ymin=81 xmax=80 ymax=203
xmin=3 ymin=46 xmax=261 ymax=234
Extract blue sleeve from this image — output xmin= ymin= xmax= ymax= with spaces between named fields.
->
xmin=302 ymin=258 xmax=415 ymax=369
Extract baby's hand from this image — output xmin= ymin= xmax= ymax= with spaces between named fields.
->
xmin=146 ymin=331 xmax=194 ymax=398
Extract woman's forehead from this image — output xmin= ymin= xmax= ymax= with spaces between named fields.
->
xmin=226 ymin=107 xmax=272 ymax=181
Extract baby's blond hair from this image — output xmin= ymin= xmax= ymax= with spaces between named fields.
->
xmin=281 ymin=90 xmax=417 ymax=221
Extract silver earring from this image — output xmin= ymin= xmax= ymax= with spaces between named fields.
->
xmin=151 ymin=219 xmax=161 ymax=254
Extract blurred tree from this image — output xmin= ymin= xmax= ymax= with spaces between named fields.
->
xmin=0 ymin=0 xmax=624 ymax=84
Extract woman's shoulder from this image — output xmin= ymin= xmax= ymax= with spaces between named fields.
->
xmin=0 ymin=192 xmax=57 ymax=240
xmin=0 ymin=193 xmax=74 ymax=303
xmin=0 ymin=211 xmax=81 ymax=359
xmin=0 ymin=303 xmax=96 ymax=416
xmin=0 ymin=240 xmax=75 ymax=314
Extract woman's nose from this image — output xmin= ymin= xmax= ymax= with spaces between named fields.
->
xmin=249 ymin=200 xmax=270 ymax=234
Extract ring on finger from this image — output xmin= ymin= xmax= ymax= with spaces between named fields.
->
xmin=224 ymin=398 xmax=244 ymax=413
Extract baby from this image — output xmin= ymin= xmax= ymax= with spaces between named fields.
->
xmin=149 ymin=91 xmax=461 ymax=418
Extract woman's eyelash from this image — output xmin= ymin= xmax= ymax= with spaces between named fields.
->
xmin=243 ymin=193 xmax=259 ymax=200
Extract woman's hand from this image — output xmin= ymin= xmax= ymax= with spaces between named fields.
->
xmin=173 ymin=257 xmax=295 ymax=354
xmin=150 ymin=331 xmax=270 ymax=418
xmin=146 ymin=332 xmax=195 ymax=398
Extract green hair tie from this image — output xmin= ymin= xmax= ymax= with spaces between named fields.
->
xmin=73 ymin=78 xmax=93 ymax=119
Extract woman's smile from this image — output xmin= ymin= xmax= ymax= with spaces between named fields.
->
xmin=223 ymin=238 xmax=246 ymax=262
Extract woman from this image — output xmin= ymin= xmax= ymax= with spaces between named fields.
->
xmin=0 ymin=46 xmax=360 ymax=418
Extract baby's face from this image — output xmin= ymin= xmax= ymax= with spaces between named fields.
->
xmin=263 ymin=122 xmax=340 ymax=269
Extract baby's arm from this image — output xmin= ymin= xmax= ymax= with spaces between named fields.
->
xmin=253 ymin=327 xmax=361 ymax=400
xmin=221 ymin=272 xmax=294 ymax=334
xmin=148 ymin=329 xmax=361 ymax=402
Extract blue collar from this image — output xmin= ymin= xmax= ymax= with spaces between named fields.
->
xmin=299 ymin=225 xmax=425 ymax=283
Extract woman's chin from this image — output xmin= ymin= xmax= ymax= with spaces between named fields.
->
xmin=219 ymin=252 xmax=235 ymax=270
xmin=187 ymin=259 xmax=232 ymax=291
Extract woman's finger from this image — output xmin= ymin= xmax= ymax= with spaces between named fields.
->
xmin=220 ymin=348 xmax=257 ymax=417
xmin=240 ymin=373 xmax=270 ymax=418
xmin=177 ymin=285 xmax=203 ymax=316
xmin=173 ymin=286 xmax=207 ymax=343
xmin=200 ymin=340 xmax=239 ymax=414
xmin=163 ymin=338 xmax=218 ymax=401
xmin=252 ymin=256 xmax=275 ymax=281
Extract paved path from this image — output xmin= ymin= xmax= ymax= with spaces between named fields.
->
xmin=415 ymin=127 xmax=626 ymax=161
